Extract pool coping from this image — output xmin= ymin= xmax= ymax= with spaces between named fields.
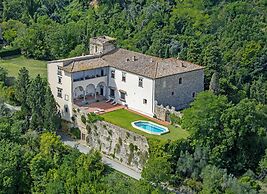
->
xmin=131 ymin=120 xmax=169 ymax=135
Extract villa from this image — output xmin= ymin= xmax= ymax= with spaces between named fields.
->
xmin=47 ymin=36 xmax=204 ymax=122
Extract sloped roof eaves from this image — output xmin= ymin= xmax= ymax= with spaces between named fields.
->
xmin=155 ymin=67 xmax=205 ymax=79
xmin=60 ymin=48 xmax=204 ymax=78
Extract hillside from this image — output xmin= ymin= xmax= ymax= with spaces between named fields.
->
xmin=0 ymin=0 xmax=266 ymax=193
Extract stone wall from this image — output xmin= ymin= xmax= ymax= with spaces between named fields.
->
xmin=155 ymin=69 xmax=204 ymax=110
xmin=154 ymin=101 xmax=182 ymax=122
xmin=78 ymin=119 xmax=149 ymax=172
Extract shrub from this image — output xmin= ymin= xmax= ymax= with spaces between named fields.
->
xmin=118 ymin=137 xmax=122 ymax=145
xmin=108 ymin=129 xmax=113 ymax=136
xmin=0 ymin=47 xmax=21 ymax=58
xmin=81 ymin=115 xmax=86 ymax=124
xmin=86 ymin=125 xmax=91 ymax=134
xmin=170 ymin=113 xmax=181 ymax=125
xmin=87 ymin=113 xmax=104 ymax=123
xmin=70 ymin=127 xmax=81 ymax=139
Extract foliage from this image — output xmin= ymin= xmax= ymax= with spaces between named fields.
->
xmin=43 ymin=86 xmax=60 ymax=131
xmin=27 ymin=75 xmax=46 ymax=130
xmin=87 ymin=112 xmax=104 ymax=123
xmin=0 ymin=0 xmax=267 ymax=192
xmin=15 ymin=67 xmax=30 ymax=114
xmin=70 ymin=127 xmax=81 ymax=139
xmin=142 ymin=155 xmax=171 ymax=187
xmin=81 ymin=114 xmax=86 ymax=124
xmin=0 ymin=0 xmax=265 ymax=105
xmin=0 ymin=47 xmax=21 ymax=58
xmin=169 ymin=113 xmax=181 ymax=125
xmin=0 ymin=66 xmax=8 ymax=84
xmin=181 ymin=91 xmax=267 ymax=175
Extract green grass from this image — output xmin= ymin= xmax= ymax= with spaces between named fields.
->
xmin=101 ymin=109 xmax=189 ymax=141
xmin=0 ymin=55 xmax=47 ymax=78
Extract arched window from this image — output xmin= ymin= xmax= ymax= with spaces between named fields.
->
xmin=179 ymin=78 xmax=182 ymax=84
xmin=192 ymin=92 xmax=196 ymax=98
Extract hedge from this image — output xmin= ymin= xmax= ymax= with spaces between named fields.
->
xmin=0 ymin=47 xmax=21 ymax=58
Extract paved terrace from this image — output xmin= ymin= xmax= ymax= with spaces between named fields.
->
xmin=73 ymin=100 xmax=124 ymax=114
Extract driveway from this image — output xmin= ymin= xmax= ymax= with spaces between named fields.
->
xmin=58 ymin=132 xmax=142 ymax=180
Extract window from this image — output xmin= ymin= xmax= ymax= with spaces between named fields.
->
xmin=82 ymin=133 xmax=85 ymax=140
xmin=179 ymin=78 xmax=182 ymax=84
xmin=57 ymin=88 xmax=62 ymax=98
xmin=65 ymin=94 xmax=69 ymax=101
xmin=58 ymin=76 xmax=62 ymax=84
xmin=64 ymin=105 xmax=68 ymax=113
xmin=138 ymin=77 xmax=143 ymax=87
xmin=143 ymin=99 xmax=147 ymax=104
xmin=101 ymin=69 xmax=104 ymax=76
xmin=172 ymin=92 xmax=174 ymax=96
xmin=163 ymin=80 xmax=166 ymax=88
xmin=120 ymin=91 xmax=126 ymax=101
xmin=57 ymin=66 xmax=62 ymax=76
xmin=109 ymin=88 xmax=115 ymax=98
xmin=192 ymin=92 xmax=196 ymax=98
xmin=122 ymin=72 xmax=126 ymax=82
xmin=111 ymin=70 xmax=115 ymax=79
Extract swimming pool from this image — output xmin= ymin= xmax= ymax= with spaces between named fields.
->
xmin=131 ymin=120 xmax=169 ymax=135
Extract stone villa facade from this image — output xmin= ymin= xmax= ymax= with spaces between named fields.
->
xmin=47 ymin=36 xmax=204 ymax=121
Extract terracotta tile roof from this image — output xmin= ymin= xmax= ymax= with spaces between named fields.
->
xmin=61 ymin=48 xmax=204 ymax=78
xmin=62 ymin=58 xmax=109 ymax=73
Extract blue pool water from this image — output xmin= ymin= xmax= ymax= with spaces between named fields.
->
xmin=132 ymin=121 xmax=169 ymax=135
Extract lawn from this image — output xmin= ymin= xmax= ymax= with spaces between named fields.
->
xmin=101 ymin=109 xmax=189 ymax=141
xmin=0 ymin=55 xmax=47 ymax=78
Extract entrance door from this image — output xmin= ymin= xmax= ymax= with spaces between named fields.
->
xmin=100 ymin=86 xmax=104 ymax=96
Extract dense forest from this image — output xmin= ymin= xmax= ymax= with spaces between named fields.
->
xmin=0 ymin=0 xmax=267 ymax=193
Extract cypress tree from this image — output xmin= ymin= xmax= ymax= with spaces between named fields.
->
xmin=27 ymin=75 xmax=46 ymax=130
xmin=15 ymin=67 xmax=30 ymax=115
xmin=209 ymin=71 xmax=220 ymax=95
xmin=43 ymin=85 xmax=60 ymax=131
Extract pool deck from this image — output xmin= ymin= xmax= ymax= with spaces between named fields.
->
xmin=127 ymin=108 xmax=170 ymax=126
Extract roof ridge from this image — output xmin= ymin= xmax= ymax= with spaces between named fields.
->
xmin=154 ymin=62 xmax=159 ymax=78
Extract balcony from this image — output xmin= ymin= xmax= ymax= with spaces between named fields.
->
xmin=73 ymin=74 xmax=107 ymax=82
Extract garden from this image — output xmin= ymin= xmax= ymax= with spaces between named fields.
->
xmin=101 ymin=109 xmax=189 ymax=141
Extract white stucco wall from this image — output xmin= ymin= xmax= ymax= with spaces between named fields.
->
xmin=47 ymin=62 xmax=73 ymax=121
xmin=108 ymin=67 xmax=154 ymax=117
xmin=72 ymin=76 xmax=108 ymax=97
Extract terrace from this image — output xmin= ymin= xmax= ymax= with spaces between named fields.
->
xmin=73 ymin=99 xmax=124 ymax=115
xmin=101 ymin=109 xmax=190 ymax=141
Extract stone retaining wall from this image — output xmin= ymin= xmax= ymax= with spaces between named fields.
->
xmin=79 ymin=120 xmax=149 ymax=172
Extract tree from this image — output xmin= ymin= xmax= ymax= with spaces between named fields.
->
xmin=142 ymin=156 xmax=171 ymax=187
xmin=249 ymin=76 xmax=267 ymax=104
xmin=219 ymin=99 xmax=267 ymax=174
xmin=43 ymin=85 xmax=60 ymax=132
xmin=27 ymin=75 xmax=46 ymax=130
xmin=0 ymin=67 xmax=7 ymax=84
xmin=200 ymin=165 xmax=257 ymax=194
xmin=0 ymin=140 xmax=22 ymax=194
xmin=209 ymin=71 xmax=220 ymax=95
xmin=181 ymin=91 xmax=229 ymax=147
xmin=0 ymin=99 xmax=10 ymax=117
xmin=15 ymin=67 xmax=30 ymax=114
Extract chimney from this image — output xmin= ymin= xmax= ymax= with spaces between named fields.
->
xmin=150 ymin=58 xmax=153 ymax=63
xmin=89 ymin=36 xmax=116 ymax=56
